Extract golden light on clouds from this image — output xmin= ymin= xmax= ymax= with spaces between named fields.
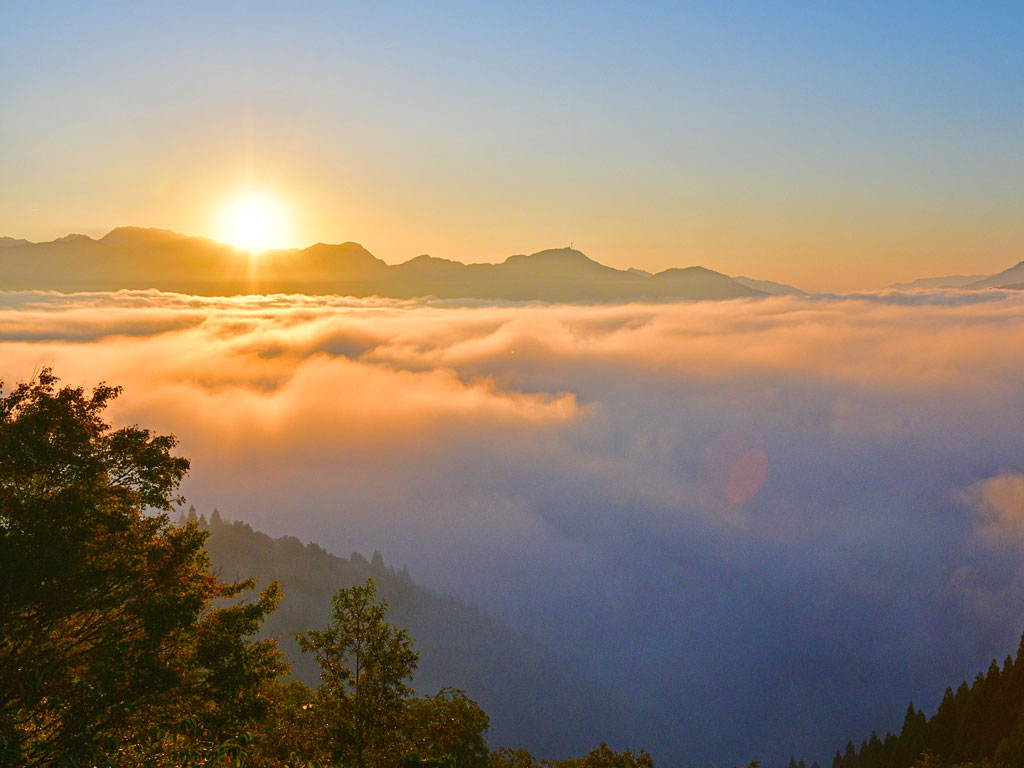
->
xmin=217 ymin=191 xmax=290 ymax=252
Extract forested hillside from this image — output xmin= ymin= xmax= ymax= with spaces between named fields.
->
xmin=1 ymin=369 xmax=654 ymax=767
xmin=196 ymin=509 xmax=627 ymax=758
xmin=829 ymin=634 xmax=1024 ymax=768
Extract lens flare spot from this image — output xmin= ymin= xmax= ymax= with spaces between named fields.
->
xmin=727 ymin=448 xmax=769 ymax=505
xmin=696 ymin=432 xmax=770 ymax=514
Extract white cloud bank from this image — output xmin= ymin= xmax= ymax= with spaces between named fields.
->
xmin=4 ymin=288 xmax=1024 ymax=766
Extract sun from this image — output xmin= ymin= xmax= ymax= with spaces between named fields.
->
xmin=218 ymin=192 xmax=288 ymax=252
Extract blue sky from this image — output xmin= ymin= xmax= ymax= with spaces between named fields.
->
xmin=2 ymin=1 xmax=1022 ymax=289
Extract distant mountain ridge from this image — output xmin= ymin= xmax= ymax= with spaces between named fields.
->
xmin=965 ymin=259 xmax=1024 ymax=289
xmin=886 ymin=274 xmax=991 ymax=290
xmin=0 ymin=227 xmax=763 ymax=301
xmin=887 ymin=260 xmax=1024 ymax=291
xmin=733 ymin=275 xmax=806 ymax=296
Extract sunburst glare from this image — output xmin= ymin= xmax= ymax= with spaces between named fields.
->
xmin=218 ymin=192 xmax=288 ymax=252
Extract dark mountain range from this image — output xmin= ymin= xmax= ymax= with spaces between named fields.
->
xmin=196 ymin=510 xmax=629 ymax=758
xmin=0 ymin=227 xmax=761 ymax=301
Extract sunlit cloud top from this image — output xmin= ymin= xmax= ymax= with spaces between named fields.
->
xmin=4 ymin=288 xmax=1024 ymax=763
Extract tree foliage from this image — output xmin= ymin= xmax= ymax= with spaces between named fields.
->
xmin=296 ymin=578 xmax=420 ymax=767
xmin=0 ymin=369 xmax=284 ymax=765
xmin=830 ymin=633 xmax=1024 ymax=768
xmin=399 ymin=688 xmax=490 ymax=768
xmin=0 ymin=369 xmax=652 ymax=768
xmin=487 ymin=743 xmax=654 ymax=768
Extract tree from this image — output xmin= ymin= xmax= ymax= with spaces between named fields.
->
xmin=488 ymin=748 xmax=541 ymax=768
xmin=0 ymin=369 xmax=284 ymax=765
xmin=399 ymin=688 xmax=490 ymax=768
xmin=296 ymin=578 xmax=420 ymax=767
xmin=544 ymin=743 xmax=655 ymax=768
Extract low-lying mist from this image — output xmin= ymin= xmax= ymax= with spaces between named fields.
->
xmin=4 ymin=289 xmax=1024 ymax=766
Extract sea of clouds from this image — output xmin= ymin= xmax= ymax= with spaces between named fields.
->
xmin=4 ymin=288 xmax=1024 ymax=766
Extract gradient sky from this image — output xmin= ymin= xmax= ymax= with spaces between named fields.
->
xmin=2 ymin=1 xmax=1022 ymax=291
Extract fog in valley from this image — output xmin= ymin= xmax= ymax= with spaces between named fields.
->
xmin=4 ymin=289 xmax=1024 ymax=765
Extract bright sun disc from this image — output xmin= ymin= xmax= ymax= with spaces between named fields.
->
xmin=219 ymin=193 xmax=287 ymax=252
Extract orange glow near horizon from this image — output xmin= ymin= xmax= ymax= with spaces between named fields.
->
xmin=217 ymin=192 xmax=290 ymax=252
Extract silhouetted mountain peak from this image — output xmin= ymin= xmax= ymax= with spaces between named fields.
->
xmin=399 ymin=254 xmax=462 ymax=267
xmin=306 ymin=240 xmax=370 ymax=254
xmin=2 ymin=229 xmax=762 ymax=300
xmin=643 ymin=266 xmax=763 ymax=298
xmin=504 ymin=247 xmax=599 ymax=267
xmin=652 ymin=266 xmax=722 ymax=278
xmin=301 ymin=242 xmax=388 ymax=275
xmin=99 ymin=227 xmax=234 ymax=255
xmin=304 ymin=241 xmax=380 ymax=260
xmin=392 ymin=254 xmax=467 ymax=278
xmin=102 ymin=226 xmax=185 ymax=242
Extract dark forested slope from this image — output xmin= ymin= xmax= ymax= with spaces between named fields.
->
xmin=196 ymin=509 xmax=628 ymax=759
xmin=829 ymin=632 xmax=1024 ymax=768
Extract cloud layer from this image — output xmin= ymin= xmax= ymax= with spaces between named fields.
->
xmin=4 ymin=289 xmax=1024 ymax=765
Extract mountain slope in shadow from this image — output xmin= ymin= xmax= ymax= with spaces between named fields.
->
xmin=197 ymin=510 xmax=630 ymax=758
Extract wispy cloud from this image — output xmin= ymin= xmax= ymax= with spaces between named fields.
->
xmin=961 ymin=472 xmax=1024 ymax=545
